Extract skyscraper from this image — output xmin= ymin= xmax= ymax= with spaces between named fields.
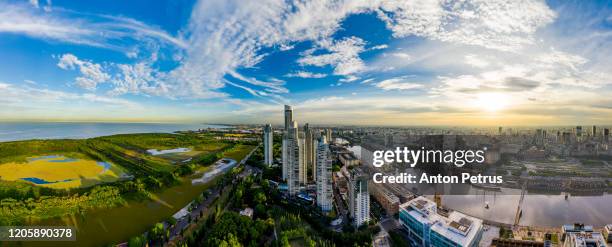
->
xmin=592 ymin=125 xmax=597 ymax=137
xmin=263 ymin=124 xmax=273 ymax=166
xmin=304 ymin=123 xmax=315 ymax=182
xmin=604 ymin=128 xmax=610 ymax=142
xmin=316 ymin=136 xmax=333 ymax=212
xmin=348 ymin=168 xmax=370 ymax=227
xmin=284 ymin=105 xmax=293 ymax=131
xmin=285 ymin=121 xmax=301 ymax=195
xmin=325 ymin=128 xmax=332 ymax=143
xmin=576 ymin=126 xmax=583 ymax=137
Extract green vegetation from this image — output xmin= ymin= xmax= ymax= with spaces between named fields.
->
xmin=580 ymin=159 xmax=605 ymax=166
xmin=0 ymin=131 xmax=259 ymax=246
xmin=177 ymin=159 xmax=377 ymax=247
xmin=389 ymin=231 xmax=410 ymax=247
xmin=499 ymin=226 xmax=514 ymax=239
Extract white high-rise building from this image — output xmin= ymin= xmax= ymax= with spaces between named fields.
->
xmin=316 ymin=136 xmax=333 ymax=212
xmin=263 ymin=124 xmax=273 ymax=166
xmin=298 ymin=137 xmax=306 ymax=185
xmin=282 ymin=105 xmax=293 ymax=180
xmin=285 ymin=121 xmax=301 ymax=195
xmin=348 ymin=168 xmax=370 ymax=226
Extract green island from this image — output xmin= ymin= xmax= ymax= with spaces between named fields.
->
xmin=0 ymin=131 xmax=257 ymax=247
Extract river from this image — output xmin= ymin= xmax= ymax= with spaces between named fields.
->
xmin=339 ymin=139 xmax=611 ymax=227
xmin=0 ymin=122 xmax=229 ymax=142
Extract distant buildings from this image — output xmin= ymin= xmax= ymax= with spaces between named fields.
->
xmin=263 ymin=124 xmax=273 ymax=166
xmin=575 ymin=126 xmax=583 ymax=139
xmin=316 ymin=136 xmax=333 ymax=212
xmin=399 ymin=196 xmax=483 ymax=247
xmin=348 ymin=168 xmax=370 ymax=227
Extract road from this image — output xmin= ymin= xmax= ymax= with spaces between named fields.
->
xmin=166 ymin=144 xmax=260 ymax=244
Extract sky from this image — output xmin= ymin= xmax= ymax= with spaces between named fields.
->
xmin=0 ymin=0 xmax=611 ymax=126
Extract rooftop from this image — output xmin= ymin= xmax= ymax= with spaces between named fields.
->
xmin=565 ymin=232 xmax=607 ymax=247
xmin=400 ymin=196 xmax=483 ymax=246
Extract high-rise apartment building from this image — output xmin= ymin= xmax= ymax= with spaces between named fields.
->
xmin=325 ymin=128 xmax=332 ymax=143
xmin=284 ymin=105 xmax=293 ymax=131
xmin=348 ymin=168 xmax=370 ymax=227
xmin=285 ymin=121 xmax=301 ymax=195
xmin=576 ymin=126 xmax=583 ymax=137
xmin=282 ymin=105 xmax=294 ymax=180
xmin=263 ymin=124 xmax=273 ymax=166
xmin=316 ymin=136 xmax=333 ymax=212
xmin=304 ymin=123 xmax=315 ymax=182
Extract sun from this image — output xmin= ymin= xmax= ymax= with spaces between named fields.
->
xmin=475 ymin=93 xmax=510 ymax=112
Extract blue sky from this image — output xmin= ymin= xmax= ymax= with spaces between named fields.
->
xmin=0 ymin=0 xmax=611 ymax=126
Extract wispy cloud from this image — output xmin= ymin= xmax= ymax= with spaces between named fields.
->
xmin=285 ymin=71 xmax=327 ymax=78
xmin=375 ymin=77 xmax=424 ymax=91
xmin=0 ymin=2 xmax=184 ymax=50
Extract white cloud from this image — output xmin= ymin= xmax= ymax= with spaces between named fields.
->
xmin=57 ymin=54 xmax=111 ymax=90
xmin=0 ymin=82 xmax=138 ymax=108
xmin=375 ymin=77 xmax=424 ymax=91
xmin=370 ymin=44 xmax=388 ymax=50
xmin=339 ymin=75 xmax=360 ymax=82
xmin=298 ymin=36 xmax=366 ymax=75
xmin=392 ymin=52 xmax=411 ymax=59
xmin=3 ymin=0 xmax=561 ymax=101
xmin=377 ymin=0 xmax=557 ymax=51
xmin=110 ymin=62 xmax=170 ymax=96
xmin=0 ymin=2 xmax=184 ymax=49
xmin=285 ymin=71 xmax=327 ymax=78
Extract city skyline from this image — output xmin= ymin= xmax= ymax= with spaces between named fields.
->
xmin=1 ymin=0 xmax=612 ymax=125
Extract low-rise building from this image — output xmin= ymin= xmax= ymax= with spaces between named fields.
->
xmin=339 ymin=152 xmax=360 ymax=167
xmin=561 ymin=223 xmax=607 ymax=246
xmin=399 ymin=196 xmax=483 ymax=247
xmin=370 ymin=183 xmax=400 ymax=215
xmin=603 ymin=224 xmax=611 ymax=243
xmin=563 ymin=232 xmax=607 ymax=247
xmin=239 ymin=208 xmax=253 ymax=218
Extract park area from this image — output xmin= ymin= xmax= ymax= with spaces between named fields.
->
xmin=0 ymin=155 xmax=127 ymax=189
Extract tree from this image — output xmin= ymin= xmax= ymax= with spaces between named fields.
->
xmin=128 ymin=235 xmax=146 ymax=247
xmin=254 ymin=191 xmax=266 ymax=205
xmin=150 ymin=222 xmax=165 ymax=242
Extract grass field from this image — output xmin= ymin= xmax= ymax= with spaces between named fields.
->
xmin=20 ymin=143 xmax=257 ymax=247
xmin=0 ymin=155 xmax=126 ymax=189
xmin=223 ymin=144 xmax=257 ymax=161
